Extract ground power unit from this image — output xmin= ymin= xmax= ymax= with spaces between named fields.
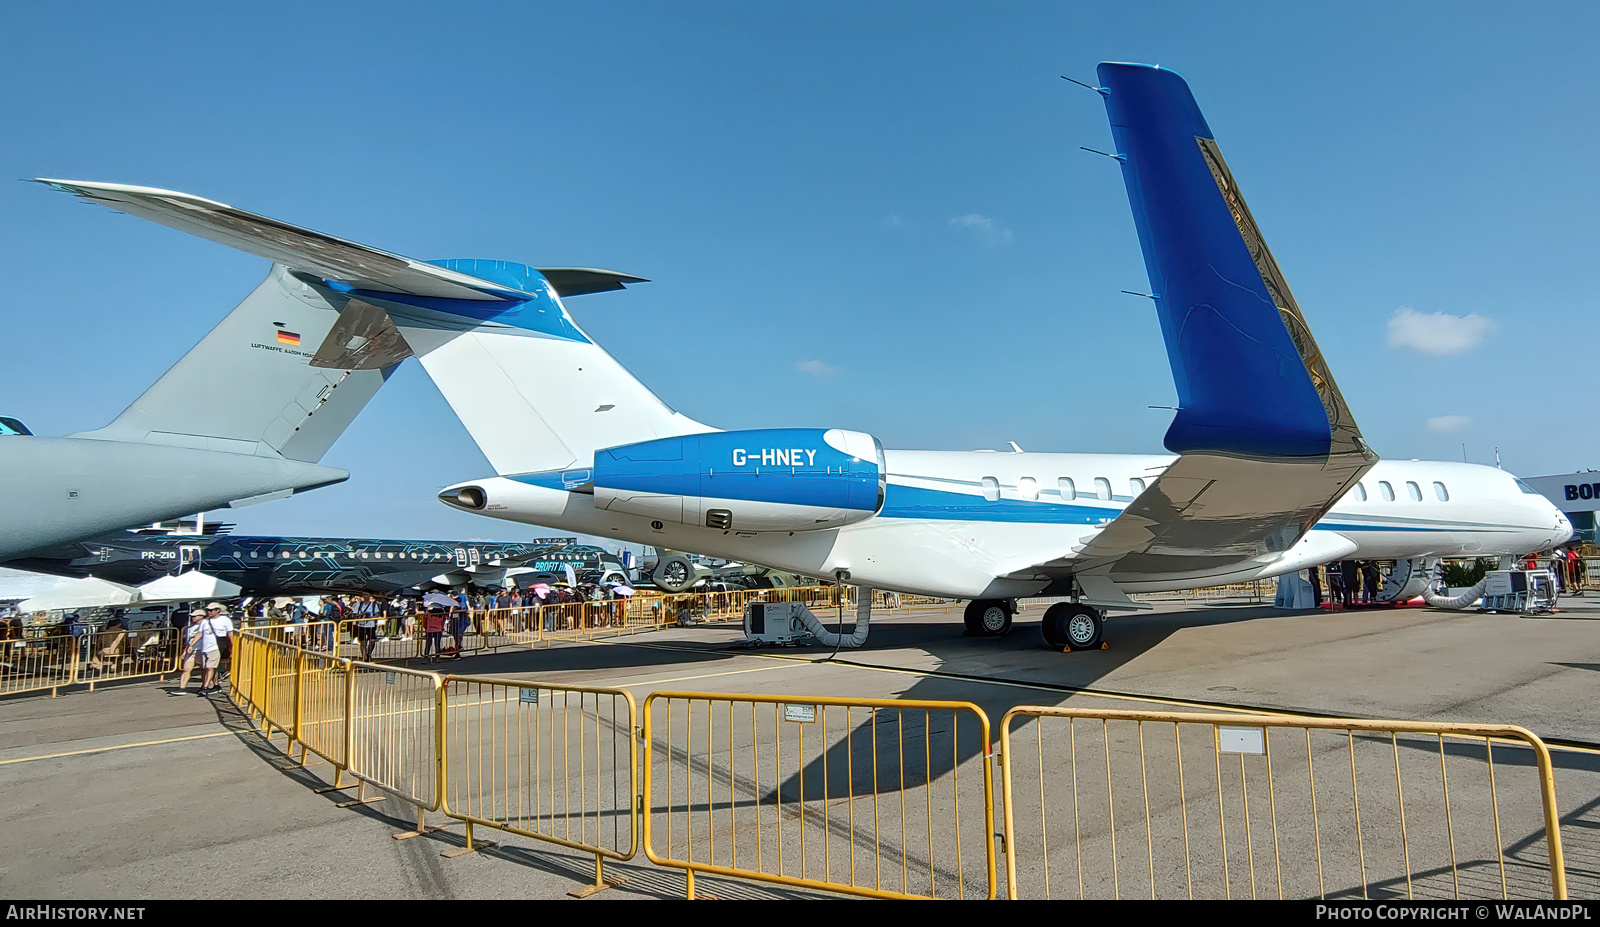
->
xmin=742 ymin=601 xmax=812 ymax=645
xmin=1479 ymin=570 xmax=1557 ymax=614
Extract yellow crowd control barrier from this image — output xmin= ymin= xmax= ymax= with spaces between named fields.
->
xmin=438 ymin=676 xmax=638 ymax=895
xmin=240 ymin=620 xmax=342 ymax=654
xmin=260 ymin=636 xmax=303 ymax=744
xmin=344 ymin=661 xmax=445 ymax=833
xmin=335 ymin=619 xmax=425 ymax=663
xmin=997 ymin=707 xmax=1566 ymax=900
xmin=641 ymin=691 xmax=996 ymax=900
xmin=295 ymin=649 xmax=350 ymax=775
xmin=230 ymin=631 xmax=263 ymax=723
xmin=0 ymin=626 xmax=183 ymax=698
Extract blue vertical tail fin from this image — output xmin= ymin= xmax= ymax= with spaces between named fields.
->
xmin=1096 ymin=63 xmax=1369 ymax=463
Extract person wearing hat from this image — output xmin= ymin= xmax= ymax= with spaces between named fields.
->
xmin=174 ymin=603 xmax=232 ymax=695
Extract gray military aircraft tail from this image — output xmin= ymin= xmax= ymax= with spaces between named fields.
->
xmin=2 ymin=182 xmax=411 ymax=560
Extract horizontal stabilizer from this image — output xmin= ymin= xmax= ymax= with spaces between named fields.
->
xmin=35 ymin=179 xmax=526 ymax=302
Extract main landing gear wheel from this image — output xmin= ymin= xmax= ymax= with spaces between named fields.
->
xmin=1042 ymin=602 xmax=1104 ymax=651
xmin=963 ymin=599 xmax=1013 ymax=636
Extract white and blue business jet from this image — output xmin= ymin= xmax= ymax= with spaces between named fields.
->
xmin=41 ymin=63 xmax=1571 ymax=650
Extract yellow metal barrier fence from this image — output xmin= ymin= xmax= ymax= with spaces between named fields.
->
xmin=344 ymin=660 xmax=445 ymax=833
xmin=239 ymin=620 xmax=341 ymax=652
xmin=261 ymin=636 xmax=303 ymax=743
xmin=439 ymin=676 xmax=638 ymax=894
xmin=230 ymin=631 xmax=262 ymax=724
xmin=998 ymin=707 xmax=1566 ymax=900
xmin=0 ymin=626 xmax=183 ymax=698
xmin=641 ymin=691 xmax=996 ymax=900
xmin=295 ymin=649 xmax=350 ymax=776
xmin=335 ymin=619 xmax=425 ymax=663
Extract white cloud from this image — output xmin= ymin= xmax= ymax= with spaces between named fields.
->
xmin=1386 ymin=307 xmax=1494 ymax=356
xmin=1425 ymin=415 xmax=1474 ymax=434
xmin=948 ymin=213 xmax=1013 ymax=247
xmin=796 ymin=359 xmax=839 ymax=377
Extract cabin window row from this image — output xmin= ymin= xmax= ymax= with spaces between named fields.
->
xmin=977 ymin=476 xmax=1145 ymax=503
xmin=246 ymin=551 xmax=469 ymax=560
xmin=1350 ymin=480 xmax=1449 ymax=503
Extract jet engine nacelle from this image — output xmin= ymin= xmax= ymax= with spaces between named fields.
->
xmin=592 ymin=428 xmax=885 ymax=532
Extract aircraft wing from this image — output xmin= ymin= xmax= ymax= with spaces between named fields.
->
xmin=37 ymin=179 xmax=560 ymax=302
xmin=1012 ymin=64 xmax=1375 ymax=589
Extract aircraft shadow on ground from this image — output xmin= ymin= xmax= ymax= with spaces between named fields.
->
xmin=766 ymin=607 xmax=1278 ymax=801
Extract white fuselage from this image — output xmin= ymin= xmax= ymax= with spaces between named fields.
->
xmin=449 ymin=451 xmax=1572 ymax=600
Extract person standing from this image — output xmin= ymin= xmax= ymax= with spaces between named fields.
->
xmin=421 ymin=604 xmax=446 ymax=662
xmin=1361 ymin=561 xmax=1381 ymax=606
xmin=174 ymin=606 xmax=222 ymax=695
xmin=205 ymin=602 xmax=234 ymax=690
xmin=1340 ymin=560 xmax=1360 ymax=607
xmin=448 ymin=601 xmax=468 ymax=660
xmin=355 ymin=595 xmax=378 ymax=661
xmin=1326 ymin=561 xmax=1346 ymax=608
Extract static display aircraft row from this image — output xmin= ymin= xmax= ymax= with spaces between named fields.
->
xmin=10 ymin=62 xmax=1571 ymax=650
xmin=2 ymin=524 xmax=632 ymax=596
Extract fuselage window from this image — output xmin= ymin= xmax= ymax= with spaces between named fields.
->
xmin=1434 ymin=481 xmax=1449 ymax=502
xmin=1058 ymin=478 xmax=1076 ymax=501
xmin=250 ymin=552 xmax=258 ymax=559
xmin=981 ymin=477 xmax=1000 ymax=502
xmin=282 ymin=551 xmax=291 ymax=558
xmin=1094 ymin=477 xmax=1112 ymax=501
xmin=1018 ymin=477 xmax=1038 ymax=501
xmin=1379 ymin=481 xmax=1395 ymax=502
xmin=1353 ymin=483 xmax=1367 ymax=502
xmin=1130 ymin=477 xmax=1146 ymax=495
xmin=1406 ymin=481 xmax=1423 ymax=502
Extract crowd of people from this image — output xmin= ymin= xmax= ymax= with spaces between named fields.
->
xmin=1529 ymin=547 xmax=1587 ymax=594
xmin=1301 ymin=548 xmax=1594 ymax=609
xmin=1307 ymin=560 xmax=1385 ymax=608
xmin=227 ymin=581 xmax=632 ymax=662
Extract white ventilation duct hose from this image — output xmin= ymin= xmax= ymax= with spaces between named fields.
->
xmin=793 ymin=591 xmax=872 ymax=648
xmin=1422 ymin=577 xmax=1489 ymax=610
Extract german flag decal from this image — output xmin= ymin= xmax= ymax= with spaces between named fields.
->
xmin=276 ymin=330 xmax=301 ymax=346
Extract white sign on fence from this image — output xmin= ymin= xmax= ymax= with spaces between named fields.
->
xmin=783 ymin=703 xmax=817 ymax=723
xmin=1218 ymin=725 xmax=1266 ymax=755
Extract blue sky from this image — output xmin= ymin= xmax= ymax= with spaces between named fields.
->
xmin=2 ymin=1 xmax=1596 ymax=543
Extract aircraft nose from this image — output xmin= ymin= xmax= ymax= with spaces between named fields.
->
xmin=1554 ymin=510 xmax=1576 ymax=546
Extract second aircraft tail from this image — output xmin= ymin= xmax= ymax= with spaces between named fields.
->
xmin=40 ymin=180 xmax=711 ymax=475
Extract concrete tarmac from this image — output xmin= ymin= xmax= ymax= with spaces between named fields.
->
xmin=3 ymin=596 xmax=1598 ymax=900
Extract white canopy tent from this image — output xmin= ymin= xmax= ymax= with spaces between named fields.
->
xmin=135 ymin=571 xmax=242 ymax=604
xmin=17 ymin=578 xmax=140 ymax=612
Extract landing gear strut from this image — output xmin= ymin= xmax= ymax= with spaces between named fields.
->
xmin=963 ymin=599 xmax=1013 ymax=636
xmin=1042 ymin=602 xmax=1104 ymax=651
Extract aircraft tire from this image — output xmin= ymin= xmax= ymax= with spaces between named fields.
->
xmin=654 ymin=555 xmax=696 ymax=592
xmin=1042 ymin=603 xmax=1103 ymax=651
xmin=963 ymin=599 xmax=1012 ymax=637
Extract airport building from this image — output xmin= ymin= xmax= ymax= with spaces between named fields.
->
xmin=1524 ymin=471 xmax=1600 ymax=545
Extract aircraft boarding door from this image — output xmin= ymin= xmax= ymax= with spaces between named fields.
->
xmin=179 ymin=545 xmax=201 ymax=572
xmin=454 ymin=548 xmax=468 ymax=568
xmin=468 ymin=548 xmax=481 ymax=567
